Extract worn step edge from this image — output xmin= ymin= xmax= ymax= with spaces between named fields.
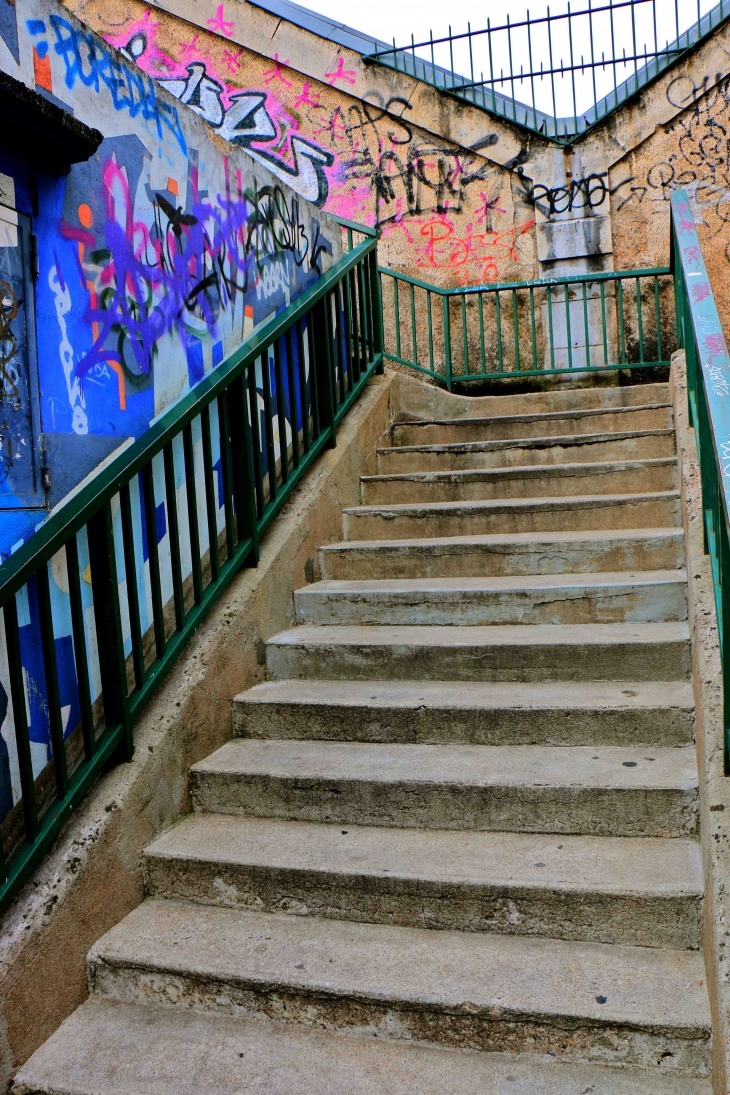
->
xmin=362 ymin=458 xmax=677 ymax=485
xmin=144 ymin=813 xmax=703 ymax=948
xmin=12 ymin=997 xmax=713 ymax=1095
xmin=86 ymin=900 xmax=711 ymax=1075
xmin=343 ymin=492 xmax=680 ymax=518
xmin=392 ymin=403 xmax=673 ymax=429
xmin=190 ymin=740 xmax=698 ymax=838
xmin=378 ymin=428 xmax=676 ymax=456
xmin=232 ymin=678 xmax=696 ymax=746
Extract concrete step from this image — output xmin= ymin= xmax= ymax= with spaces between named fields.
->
xmin=85 ymin=900 xmax=711 ymax=1074
xmin=265 ymin=623 xmax=691 ymax=683
xmin=190 ymin=740 xmax=698 ymax=838
xmin=342 ymin=492 xmax=681 ymax=540
xmin=391 ymin=403 xmax=673 ymax=446
xmin=294 ymin=572 xmax=688 ymax=627
xmin=13 ymin=996 xmax=713 ymax=1095
xmin=232 ymin=679 xmax=696 ymax=747
xmin=145 ymin=813 xmax=702 ymax=948
xmin=319 ymin=528 xmax=686 ymax=579
xmin=377 ymin=429 xmax=676 ymax=473
xmin=360 ymin=459 xmax=677 ymax=505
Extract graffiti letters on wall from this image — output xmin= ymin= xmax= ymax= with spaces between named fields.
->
xmin=66 ymin=0 xmax=535 ymax=286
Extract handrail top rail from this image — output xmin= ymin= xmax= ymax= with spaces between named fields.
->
xmin=379 ymin=264 xmax=672 ymax=296
xmin=0 ymin=234 xmax=377 ymax=604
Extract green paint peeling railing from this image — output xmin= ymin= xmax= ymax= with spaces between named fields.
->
xmin=380 ymin=265 xmax=675 ymax=389
xmin=0 ymin=223 xmax=382 ymax=916
xmin=671 ymin=189 xmax=730 ymax=772
xmin=363 ymin=0 xmax=730 ymax=143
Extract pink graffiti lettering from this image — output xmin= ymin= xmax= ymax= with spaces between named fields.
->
xmin=221 ymin=47 xmax=243 ymax=73
xmin=206 ymin=4 xmax=235 ymax=37
xmin=325 ymin=56 xmax=356 ymax=86
xmin=293 ymin=82 xmax=321 ymax=110
xmin=692 ymin=281 xmax=711 ymax=303
xmin=704 ymin=332 xmax=727 ymax=355
xmin=263 ymin=53 xmax=293 ymax=87
xmin=179 ymin=34 xmax=201 ymax=62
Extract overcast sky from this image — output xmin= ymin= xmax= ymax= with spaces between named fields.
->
xmin=300 ymin=0 xmax=717 ymax=117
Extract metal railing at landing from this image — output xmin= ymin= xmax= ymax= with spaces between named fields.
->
xmin=0 ymin=220 xmax=382 ymax=916
xmin=362 ymin=0 xmax=730 ymax=142
xmin=671 ymin=189 xmax=730 ymax=772
xmin=380 ymin=265 xmax=676 ymax=388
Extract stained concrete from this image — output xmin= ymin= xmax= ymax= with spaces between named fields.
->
xmin=190 ymin=740 xmax=698 ymax=837
xmin=85 ymin=899 xmax=712 ymax=1074
xmin=144 ymin=812 xmax=703 ymax=947
xmin=13 ymin=998 xmax=714 ymax=1095
xmin=232 ymin=678 xmax=696 ymax=746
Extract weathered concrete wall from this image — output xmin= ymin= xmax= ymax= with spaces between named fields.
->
xmin=671 ymin=349 xmax=730 ymax=1095
xmin=0 ymin=370 xmax=393 ymax=1095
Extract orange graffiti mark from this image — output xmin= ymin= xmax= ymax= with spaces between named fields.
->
xmin=33 ymin=47 xmax=52 ymax=93
xmin=416 ymin=216 xmax=536 ymax=284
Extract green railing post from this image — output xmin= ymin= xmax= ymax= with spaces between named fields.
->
xmin=369 ymin=250 xmax=385 ymax=374
xmin=313 ymin=295 xmax=337 ymax=448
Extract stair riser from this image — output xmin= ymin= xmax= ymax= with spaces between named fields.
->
xmin=361 ymin=465 xmax=677 ymax=505
xmin=392 ymin=407 xmax=673 ymax=445
xmin=232 ymin=699 xmax=696 ymax=747
xmin=190 ymin=771 xmax=698 ymax=839
xmin=319 ymin=535 xmax=686 ymax=579
xmin=87 ymin=960 xmax=711 ymax=1076
xmin=343 ymin=496 xmax=681 ymax=540
xmin=377 ymin=434 xmax=676 ymax=472
xmin=294 ymin=583 xmax=688 ymax=627
xmin=266 ymin=638 xmax=691 ymax=683
xmin=144 ymin=857 xmax=702 ymax=949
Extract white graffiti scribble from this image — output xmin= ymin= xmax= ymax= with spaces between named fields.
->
xmin=49 ymin=265 xmax=88 ymax=435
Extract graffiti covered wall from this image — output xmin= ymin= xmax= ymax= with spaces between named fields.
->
xmin=62 ymin=0 xmax=538 ymax=290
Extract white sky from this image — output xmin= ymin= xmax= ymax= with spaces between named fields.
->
xmin=300 ymin=0 xmax=718 ymax=117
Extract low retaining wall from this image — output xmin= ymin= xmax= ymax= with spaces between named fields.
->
xmin=0 ymin=373 xmax=393 ymax=1092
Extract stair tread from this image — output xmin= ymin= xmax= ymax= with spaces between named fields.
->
xmin=297 ymin=570 xmax=687 ymax=594
xmin=234 ymin=677 xmax=695 ymax=710
xmin=322 ymin=527 xmax=684 ymax=549
xmin=269 ymin=621 xmax=690 ymax=646
xmin=393 ymin=403 xmax=672 ymax=428
xmin=147 ymin=813 xmax=702 ymax=897
xmin=344 ymin=490 xmax=679 ymax=515
xmin=193 ymin=739 xmax=697 ymax=791
xmin=362 ymin=457 xmax=676 ymax=483
xmin=88 ymin=899 xmax=710 ymax=1032
xmin=378 ymin=428 xmax=675 ymax=454
xmin=15 ymin=997 xmax=712 ymax=1095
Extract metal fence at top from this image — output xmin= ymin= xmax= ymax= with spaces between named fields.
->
xmin=380 ymin=264 xmax=675 ymax=388
xmin=0 ymin=223 xmax=382 ymax=916
xmin=363 ymin=0 xmax=730 ymax=141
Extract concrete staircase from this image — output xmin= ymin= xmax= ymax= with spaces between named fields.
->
xmin=14 ymin=380 xmax=713 ymax=1095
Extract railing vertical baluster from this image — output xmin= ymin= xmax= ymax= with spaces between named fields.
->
xmin=495 ymin=290 xmax=504 ymax=373
xmin=636 ymin=276 xmax=645 ymax=362
xmin=260 ymin=349 xmax=278 ymax=503
xmin=426 ymin=290 xmax=435 ymax=378
xmin=216 ymin=392 xmax=236 ymax=560
xmin=313 ymin=293 xmax=337 ymax=446
xmin=119 ymin=484 xmax=144 ymax=690
xmin=410 ymin=282 xmax=418 ymax=368
xmin=333 ymin=287 xmax=348 ymax=400
xmin=201 ymin=406 xmax=220 ymax=584
xmin=307 ymin=318 xmax=321 ymax=441
xmin=295 ymin=320 xmax=311 ymax=455
xmin=141 ymin=462 xmax=166 ymax=659
xmin=286 ymin=328 xmax=301 ymax=466
xmin=163 ymin=442 xmax=185 ymax=630
xmin=36 ymin=565 xmax=68 ymax=798
xmin=369 ymin=251 xmax=385 ymax=374
xmin=273 ymin=338 xmax=289 ymax=486
xmin=4 ymin=594 xmax=38 ymax=839
xmin=229 ymin=373 xmax=260 ymax=564
xmin=358 ymin=259 xmax=371 ymax=369
xmin=565 ymin=284 xmax=574 ymax=370
xmin=393 ymin=276 xmax=401 ymax=361
xmin=617 ymin=279 xmax=627 ymax=364
xmin=182 ymin=424 xmax=203 ymax=607
xmin=65 ymin=534 xmax=96 ymax=756
xmin=512 ymin=289 xmax=521 ymax=372
xmin=547 ymin=285 xmax=555 ymax=371
xmin=350 ymin=268 xmax=363 ymax=382
xmin=478 ymin=292 xmax=486 ymax=375
xmin=600 ymin=282 xmax=609 ymax=364
xmin=442 ymin=294 xmax=452 ymax=390
xmin=582 ymin=282 xmax=591 ymax=368
xmin=529 ymin=286 xmax=538 ymax=370
xmin=461 ymin=294 xmax=469 ymax=376
xmin=342 ymin=272 xmax=356 ymax=388
xmin=87 ymin=500 xmax=132 ymax=760
xmin=246 ymin=364 xmax=265 ymax=519
xmin=654 ymin=275 xmax=663 ymax=362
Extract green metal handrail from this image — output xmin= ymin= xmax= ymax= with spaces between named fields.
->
xmin=380 ymin=264 xmax=674 ymax=389
xmin=363 ymin=0 xmax=730 ymax=143
xmin=671 ymin=188 xmax=730 ymax=771
xmin=0 ymin=228 xmax=383 ymax=915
